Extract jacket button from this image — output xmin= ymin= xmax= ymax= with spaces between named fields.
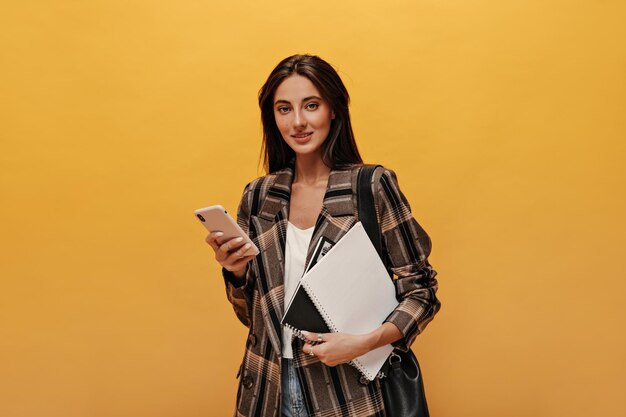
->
xmin=247 ymin=333 xmax=257 ymax=347
xmin=242 ymin=375 xmax=254 ymax=389
xmin=359 ymin=375 xmax=369 ymax=386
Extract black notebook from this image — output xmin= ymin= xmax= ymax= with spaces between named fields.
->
xmin=281 ymin=235 xmax=334 ymax=339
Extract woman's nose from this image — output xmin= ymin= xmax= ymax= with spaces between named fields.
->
xmin=293 ymin=109 xmax=306 ymax=127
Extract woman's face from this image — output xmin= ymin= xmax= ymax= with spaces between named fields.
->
xmin=273 ymin=74 xmax=335 ymax=158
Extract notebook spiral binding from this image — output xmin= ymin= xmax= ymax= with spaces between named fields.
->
xmin=282 ymin=323 xmax=309 ymax=342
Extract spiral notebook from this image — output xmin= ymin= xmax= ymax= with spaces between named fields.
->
xmin=281 ymin=222 xmax=399 ymax=380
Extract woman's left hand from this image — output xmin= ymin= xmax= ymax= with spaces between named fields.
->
xmin=301 ymin=330 xmax=370 ymax=367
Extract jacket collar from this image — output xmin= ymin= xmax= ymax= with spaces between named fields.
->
xmin=256 ymin=159 xmax=357 ymax=222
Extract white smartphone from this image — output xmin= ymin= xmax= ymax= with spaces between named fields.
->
xmin=195 ymin=205 xmax=260 ymax=257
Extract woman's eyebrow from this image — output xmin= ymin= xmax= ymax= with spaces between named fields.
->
xmin=274 ymin=96 xmax=322 ymax=106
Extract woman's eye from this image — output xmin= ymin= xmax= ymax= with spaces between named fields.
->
xmin=277 ymin=107 xmax=290 ymax=114
xmin=306 ymin=103 xmax=319 ymax=110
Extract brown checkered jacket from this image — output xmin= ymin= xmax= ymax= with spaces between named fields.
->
xmin=222 ymin=163 xmax=441 ymax=417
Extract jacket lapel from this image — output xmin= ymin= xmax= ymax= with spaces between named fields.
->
xmin=251 ymin=162 xmax=359 ymax=356
xmin=302 ymin=167 xmax=357 ymax=271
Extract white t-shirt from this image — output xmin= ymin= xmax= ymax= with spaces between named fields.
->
xmin=282 ymin=221 xmax=314 ymax=359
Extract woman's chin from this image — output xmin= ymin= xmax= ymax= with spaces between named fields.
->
xmin=293 ymin=148 xmax=321 ymax=158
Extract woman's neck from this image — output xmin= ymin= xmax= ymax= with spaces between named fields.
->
xmin=293 ymin=154 xmax=331 ymax=186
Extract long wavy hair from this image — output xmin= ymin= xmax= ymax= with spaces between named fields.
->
xmin=258 ymin=54 xmax=363 ymax=174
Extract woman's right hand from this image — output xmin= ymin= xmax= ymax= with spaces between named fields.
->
xmin=205 ymin=232 xmax=256 ymax=280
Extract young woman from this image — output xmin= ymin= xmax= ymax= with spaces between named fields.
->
xmin=205 ymin=54 xmax=440 ymax=417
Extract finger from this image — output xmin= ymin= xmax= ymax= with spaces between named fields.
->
xmin=302 ymin=330 xmax=330 ymax=344
xmin=216 ymin=237 xmax=245 ymax=260
xmin=302 ymin=343 xmax=315 ymax=357
xmin=222 ymin=240 xmax=250 ymax=265
xmin=300 ymin=330 xmax=317 ymax=342
xmin=227 ymin=243 xmax=253 ymax=262
xmin=225 ymin=254 xmax=255 ymax=271
xmin=205 ymin=231 xmax=224 ymax=250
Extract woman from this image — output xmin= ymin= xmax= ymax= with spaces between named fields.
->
xmin=205 ymin=54 xmax=440 ymax=417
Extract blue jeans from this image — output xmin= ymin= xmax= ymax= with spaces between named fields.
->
xmin=281 ymin=358 xmax=309 ymax=417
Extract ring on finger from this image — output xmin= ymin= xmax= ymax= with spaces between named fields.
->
xmin=308 ymin=346 xmax=315 ymax=357
xmin=317 ymin=333 xmax=323 ymax=343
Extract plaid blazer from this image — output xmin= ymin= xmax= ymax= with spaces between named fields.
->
xmin=222 ymin=162 xmax=440 ymax=417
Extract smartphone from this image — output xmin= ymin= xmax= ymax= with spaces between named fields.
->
xmin=195 ymin=205 xmax=260 ymax=257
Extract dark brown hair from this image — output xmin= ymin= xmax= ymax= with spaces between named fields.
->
xmin=258 ymin=54 xmax=363 ymax=174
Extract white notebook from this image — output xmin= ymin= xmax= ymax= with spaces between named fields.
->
xmin=298 ymin=222 xmax=399 ymax=380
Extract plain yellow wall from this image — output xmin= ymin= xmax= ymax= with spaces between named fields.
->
xmin=1 ymin=1 xmax=625 ymax=416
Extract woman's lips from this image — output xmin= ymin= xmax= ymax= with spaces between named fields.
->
xmin=292 ymin=132 xmax=313 ymax=143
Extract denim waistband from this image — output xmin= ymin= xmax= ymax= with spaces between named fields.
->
xmin=281 ymin=358 xmax=308 ymax=417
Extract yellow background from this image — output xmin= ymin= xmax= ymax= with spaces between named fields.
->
xmin=1 ymin=1 xmax=625 ymax=416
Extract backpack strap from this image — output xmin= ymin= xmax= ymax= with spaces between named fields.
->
xmin=356 ymin=164 xmax=383 ymax=257
xmin=357 ymin=164 xmax=396 ymax=377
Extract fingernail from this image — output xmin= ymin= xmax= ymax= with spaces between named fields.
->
xmin=215 ymin=232 xmax=224 ymax=237
xmin=243 ymin=243 xmax=251 ymax=249
xmin=301 ymin=330 xmax=309 ymax=336
xmin=235 ymin=237 xmax=244 ymax=242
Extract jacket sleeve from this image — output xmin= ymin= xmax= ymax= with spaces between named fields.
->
xmin=375 ymin=168 xmax=441 ymax=351
xmin=221 ymin=181 xmax=256 ymax=328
